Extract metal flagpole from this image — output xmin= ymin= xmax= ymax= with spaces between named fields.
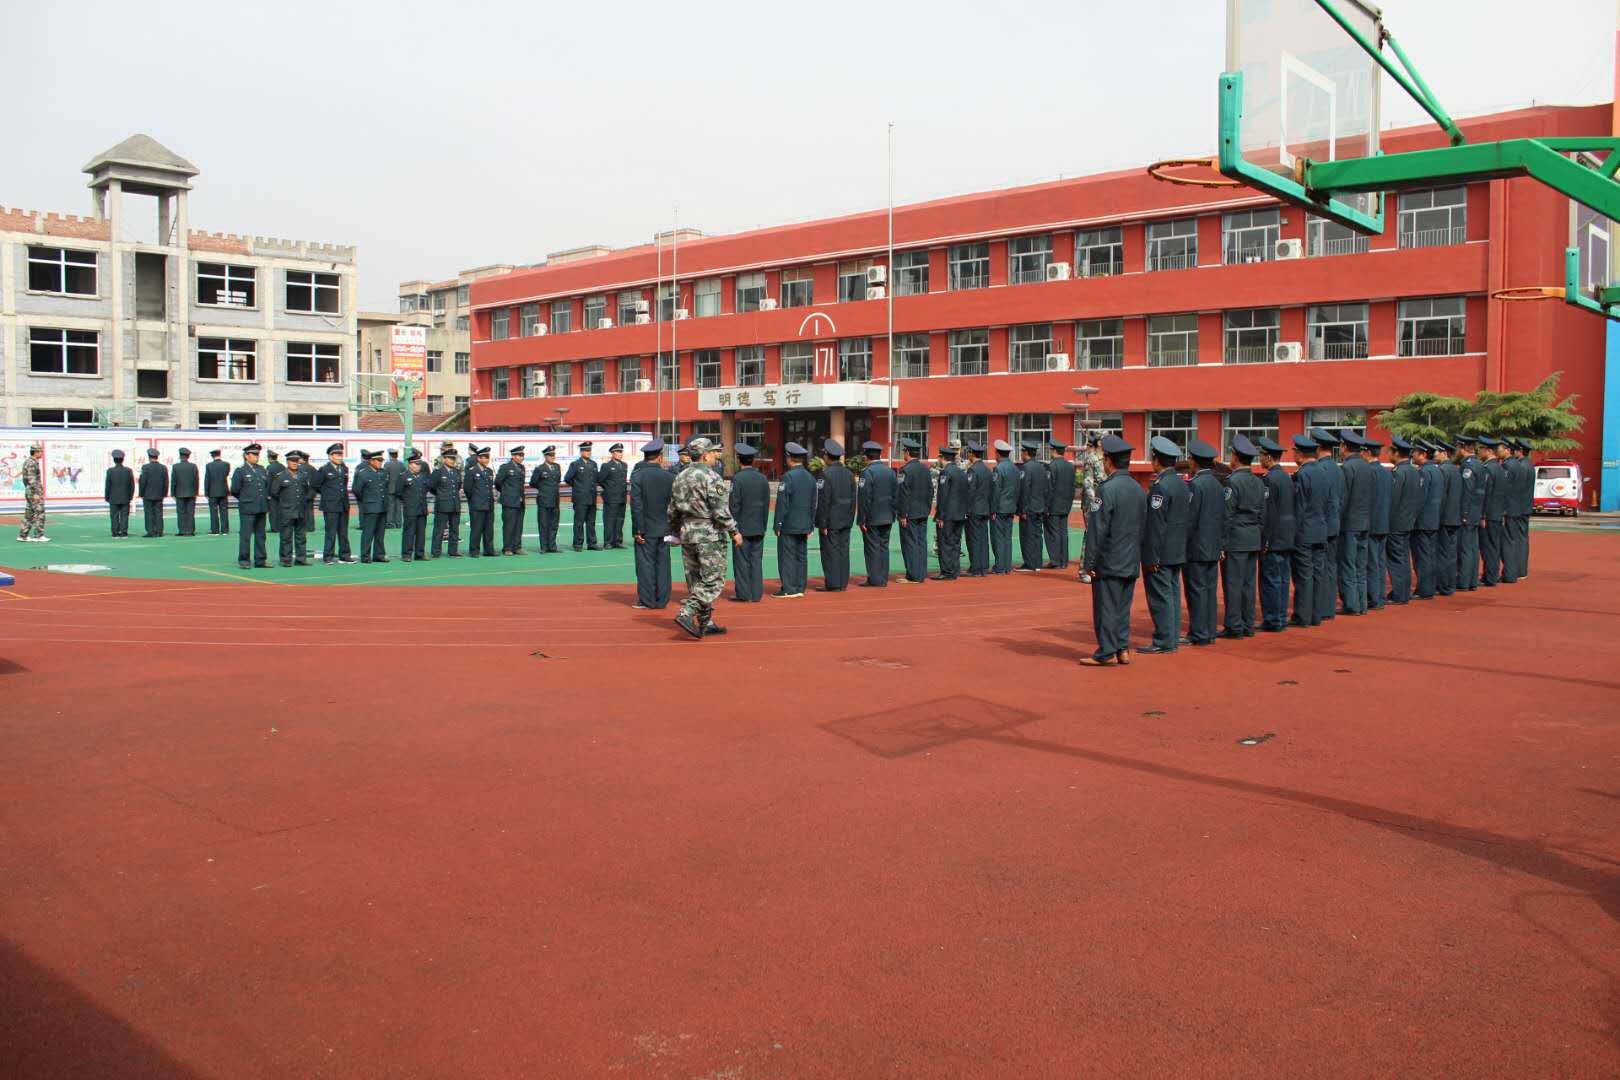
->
xmin=886 ymin=122 xmax=896 ymax=462
xmin=671 ymin=207 xmax=679 ymax=442
xmin=655 ymin=231 xmax=663 ymax=439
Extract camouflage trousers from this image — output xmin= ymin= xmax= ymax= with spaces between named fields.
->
xmin=18 ymin=492 xmax=45 ymax=538
xmin=678 ymin=529 xmax=728 ymax=623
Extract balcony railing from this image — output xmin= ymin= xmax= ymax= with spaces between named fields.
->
xmin=1399 ymin=334 xmax=1467 ymax=357
xmin=950 ymin=272 xmax=990 ymax=291
xmin=1077 ymin=254 xmax=1124 ymax=278
xmin=1398 ymin=225 xmax=1467 ymax=249
xmin=1224 ymin=344 xmax=1274 ymax=364
xmin=1079 ymin=347 xmax=1123 ymax=370
xmin=1222 ymin=239 xmax=1275 ymax=265
xmin=1311 ymin=234 xmax=1373 ymax=256
xmin=1147 ymin=348 xmax=1197 ymax=367
xmin=1308 ymin=339 xmax=1371 ymax=360
xmin=1146 ymin=250 xmax=1197 ymax=271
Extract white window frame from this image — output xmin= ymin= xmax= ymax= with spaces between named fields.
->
xmin=893 ymin=333 xmax=930 ymax=379
xmin=949 ymin=328 xmax=990 ymax=375
xmin=196 ymin=262 xmax=257 ymax=307
xmin=1223 ymin=308 xmax=1280 ymax=364
xmin=28 ymin=327 xmax=100 ymax=376
xmin=1398 ymin=296 xmax=1467 ymax=356
xmin=197 ymin=337 xmax=258 ymax=382
xmin=492 ymin=368 xmax=511 ymax=400
xmin=694 ymin=278 xmax=722 ymax=318
xmin=1147 ymin=314 xmax=1199 ymax=367
xmin=781 ymin=268 xmax=814 ymax=308
xmin=286 ymin=341 xmax=341 ymax=385
xmin=1076 ymin=228 xmax=1123 ymax=278
xmin=1221 ymin=208 xmax=1280 ymax=265
xmin=1009 ymin=323 xmax=1052 ymax=374
xmin=1077 ymin=318 xmax=1124 ymax=370
xmin=520 ymin=303 xmax=541 ymax=337
xmin=426 ymin=349 xmax=442 ymax=373
xmin=550 ymin=361 xmax=572 ymax=396
xmin=781 ymin=342 xmax=813 ymax=384
xmin=1146 ymin=218 xmax=1198 ymax=271
xmin=1398 ymin=187 xmax=1467 ymax=249
xmin=584 ymin=295 xmax=607 ymax=328
xmin=1075 ymin=411 xmax=1124 ymax=446
xmin=454 ymin=352 xmax=470 ymax=374
xmin=695 ymin=349 xmax=722 ymax=389
xmin=31 ymin=408 xmax=98 ymax=428
xmin=838 ymin=337 xmax=872 ymax=381
xmin=735 ymin=345 xmax=765 ymax=386
xmin=491 ymin=309 xmax=510 ymax=340
xmin=197 ymin=412 xmax=258 ymax=430
xmin=285 ymin=269 xmax=341 ymax=314
xmin=1147 ymin=410 xmax=1199 ymax=452
xmin=1307 ymin=215 xmax=1371 ymax=257
xmin=949 ymin=242 xmax=990 ymax=290
xmin=950 ymin=414 xmax=989 ymax=452
xmin=1008 ymin=234 xmax=1052 ymax=285
xmin=27 ymin=246 xmax=98 ymax=297
xmin=1009 ymin=413 xmax=1052 ymax=460
xmin=657 ymin=352 xmax=679 ymax=391
xmin=894 ymin=250 xmax=929 ymax=296
xmin=1308 ymin=407 xmax=1367 ymax=435
xmin=619 ymin=357 xmax=644 ymax=393
xmin=1308 ymin=303 xmax=1370 ymax=360
xmin=736 ymin=272 xmax=766 ymax=313
xmin=895 ymin=416 xmax=930 ymax=458
xmin=1223 ymin=408 xmax=1281 ymax=449
xmin=618 ymin=290 xmax=643 ymax=325
xmin=583 ymin=359 xmax=607 ymax=395
xmin=550 ymin=300 xmax=573 ymax=335
xmin=838 ymin=259 xmax=871 ymax=303
xmin=287 ymin=413 xmax=343 ymax=431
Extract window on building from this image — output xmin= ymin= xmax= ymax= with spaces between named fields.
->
xmin=546 ymin=361 xmax=569 ymax=396
xmin=285 ymin=270 xmax=340 ymax=314
xmin=1224 ymin=308 xmax=1281 ymax=364
xmin=657 ymin=420 xmax=680 ymax=445
xmin=690 ymin=420 xmax=722 ymax=443
xmin=894 ymin=250 xmax=929 ymax=296
xmin=950 ymin=414 xmax=989 ymax=452
xmin=426 ymin=394 xmax=444 ymax=414
xmin=619 ymin=357 xmax=645 ymax=393
xmin=197 ymin=412 xmax=257 ymax=429
xmin=1307 ymin=303 xmax=1370 ymax=360
xmin=491 ymin=309 xmax=510 ymax=340
xmin=136 ymin=370 xmax=169 ymax=399
xmin=1008 ymin=234 xmax=1052 ymax=285
xmin=736 ymin=345 xmax=765 ymax=386
xmin=456 ymin=285 xmax=469 ymax=306
xmin=949 ymin=328 xmax=990 ymax=375
xmin=456 ymin=315 xmax=469 ymax=331
xmin=1008 ymin=323 xmax=1053 ymax=374
xmin=492 ymin=368 xmax=511 ymax=400
xmin=781 ymin=342 xmax=813 ymax=384
xmin=781 ymin=268 xmax=814 ymax=308
xmin=1223 ymin=409 xmax=1281 ymax=449
xmin=196 ymin=262 xmax=257 ymax=307
xmin=432 ymin=291 xmax=447 ymax=312
xmin=1398 ymin=296 xmax=1466 ymax=356
xmin=526 ymin=365 xmax=549 ymax=399
xmin=454 ymin=395 xmax=470 ymax=411
xmin=1147 ymin=314 xmax=1198 ymax=366
xmin=426 ymin=349 xmax=442 ymax=373
xmin=287 ymin=413 xmax=343 ymax=431
xmin=29 ymin=408 xmax=96 ymax=428
xmin=584 ymin=295 xmax=607 ymax=328
xmin=286 ymin=342 xmax=341 ymax=384
xmin=28 ymin=327 xmax=99 ymax=375
xmin=1146 ymin=218 xmax=1198 ymax=271
xmin=694 ymin=278 xmax=722 ymax=318
xmin=1076 ymin=227 xmax=1124 ymax=278
xmin=736 ymin=420 xmax=766 ymax=451
xmin=197 ymin=337 xmax=257 ymax=381
xmin=583 ymin=359 xmax=607 ymax=395
xmin=1009 ymin=414 xmax=1053 ymax=459
xmin=519 ymin=303 xmax=540 ymax=337
xmin=839 ymin=337 xmax=872 ymax=381
xmin=838 ymin=259 xmax=871 ymax=303
xmin=1307 ymin=215 xmax=1371 ymax=257
xmin=1077 ymin=318 xmax=1124 ymax=370
xmin=694 ymin=349 xmax=722 ymax=388
xmin=657 ymin=283 xmax=678 ymax=322
xmin=1308 ymin=407 xmax=1367 ymax=434
xmin=895 ymin=416 xmax=929 ymax=458
xmin=657 ymin=352 xmax=679 ymax=390
xmin=454 ymin=352 xmax=470 ymax=374
xmin=619 ymin=289 xmax=645 ymax=325
xmin=28 ymin=246 xmax=98 ymax=296
xmin=736 ymin=272 xmax=766 ymax=313
xmin=949 ymin=242 xmax=990 ymax=290
xmin=1074 ymin=411 xmax=1124 ymax=446
xmin=1222 ymin=208 xmax=1281 ymax=264
xmin=1147 ymin=410 xmax=1199 ymax=453
xmin=1399 ymin=187 xmax=1467 ymax=248
xmin=550 ymin=300 xmax=573 ymax=335
xmin=893 ymin=333 xmax=930 ymax=379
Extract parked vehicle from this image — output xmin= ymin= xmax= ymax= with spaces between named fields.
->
xmin=1533 ymin=460 xmax=1583 ymax=515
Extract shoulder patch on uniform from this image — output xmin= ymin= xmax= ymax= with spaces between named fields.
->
xmin=1223 ymin=487 xmax=1233 ymax=500
xmin=1462 ymin=468 xmax=1473 ymax=478
xmin=1150 ymin=493 xmax=1164 ymax=510
xmin=1263 ymin=488 xmax=1271 ymax=498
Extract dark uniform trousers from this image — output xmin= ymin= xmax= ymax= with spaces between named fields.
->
xmin=934 ymin=521 xmax=961 ymax=579
xmin=176 ymin=498 xmax=197 ymax=536
xmin=1222 ymin=552 xmax=1258 ymax=634
xmin=432 ymin=511 xmax=461 ymax=556
xmin=208 ymin=496 xmax=230 ymax=534
xmin=1291 ymin=544 xmax=1323 ymax=626
xmin=899 ymin=520 xmax=929 ymax=582
xmin=990 ymin=514 xmax=1014 ymax=574
xmin=109 ymin=503 xmax=131 ymax=537
xmin=1364 ymin=536 xmax=1386 ymax=610
xmin=1145 ymin=566 xmax=1183 ymax=650
xmin=862 ymin=524 xmax=892 ymax=586
xmin=965 ymin=516 xmax=990 ymax=575
xmin=142 ymin=499 xmax=165 ymax=537
xmin=1386 ymin=532 xmax=1413 ymax=602
xmin=1458 ymin=524 xmax=1482 ymax=589
xmin=1481 ymin=521 xmax=1504 ymax=585
xmin=731 ymin=536 xmax=765 ymax=601
xmin=402 ymin=514 xmax=428 ymax=560
xmin=1043 ymin=512 xmax=1071 ymax=568
xmin=537 ymin=507 xmax=560 ymax=552
xmin=323 ymin=510 xmax=352 ymax=561
xmin=779 ymin=532 xmax=810 ymax=594
xmin=1502 ymin=518 xmax=1523 ymax=583
xmin=636 ymin=538 xmax=674 ymax=608
xmin=1315 ymin=538 xmax=1338 ymax=621
xmin=360 ymin=513 xmax=387 ymax=562
xmin=1183 ymin=561 xmax=1219 ymax=642
xmin=1260 ymin=552 xmax=1291 ymax=630
xmin=279 ymin=515 xmax=309 ymax=564
xmin=468 ymin=509 xmax=496 ymax=556
xmin=573 ymin=505 xmax=599 ymax=550
xmin=1336 ymin=531 xmax=1366 ymax=614
xmin=822 ymin=528 xmax=853 ymax=589
xmin=239 ymin=513 xmax=268 ymax=566
xmin=1018 ymin=514 xmax=1044 ymax=570
xmin=501 ymin=505 xmax=525 ymax=553
xmin=1412 ymin=529 xmax=1438 ymax=598
xmin=602 ymin=501 xmax=626 ymax=547
xmin=1437 ymin=526 xmax=1459 ymax=595
xmin=388 ymin=494 xmax=404 ymax=529
xmin=1518 ymin=516 xmax=1531 ymax=578
xmin=1092 ymin=576 xmax=1136 ymax=658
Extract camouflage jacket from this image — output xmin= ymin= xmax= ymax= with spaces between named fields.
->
xmin=22 ymin=455 xmax=43 ymax=496
xmin=668 ymin=464 xmax=738 ymax=541
xmin=1080 ymin=450 xmax=1106 ymax=512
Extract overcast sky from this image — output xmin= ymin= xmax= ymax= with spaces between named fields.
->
xmin=3 ymin=0 xmax=1613 ymax=309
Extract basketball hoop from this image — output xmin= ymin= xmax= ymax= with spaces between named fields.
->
xmin=1490 ymin=286 xmax=1565 ymax=302
xmin=1147 ymin=157 xmax=1243 ymax=188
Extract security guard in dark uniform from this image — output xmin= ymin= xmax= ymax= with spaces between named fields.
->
xmin=1436 ymin=439 xmax=1463 ymax=596
xmin=264 ymin=449 xmax=285 ymax=534
xmin=1308 ymin=427 xmax=1345 ymax=623
xmin=104 ymin=449 xmax=135 ymax=537
xmin=400 ymin=450 xmax=431 ymax=561
xmin=1334 ymin=430 xmax=1371 ymax=615
xmin=1289 ymin=435 xmax=1326 ymax=626
xmin=496 ymin=446 xmax=528 ymax=555
xmin=353 ymin=449 xmax=391 ymax=562
xmin=773 ymin=441 xmax=816 ymax=597
xmin=1221 ymin=435 xmax=1265 ymax=636
xmin=1479 ymin=436 xmax=1507 ymax=585
xmin=269 ymin=449 xmax=314 ymax=566
xmin=204 ymin=449 xmax=231 ymax=534
xmin=529 ymin=446 xmax=563 ymax=553
xmin=1256 ymin=437 xmax=1295 ymax=632
xmin=857 ymin=439 xmax=896 ymax=587
xmin=963 ymin=441 xmax=993 ymax=576
xmin=599 ymin=444 xmax=629 ymax=548
xmin=1386 ymin=437 xmax=1421 ymax=603
xmin=1183 ymin=439 xmax=1223 ymax=646
xmin=1016 ymin=440 xmax=1048 ymax=572
xmin=313 ymin=443 xmax=355 ymax=564
xmin=229 ymin=443 xmax=271 ymax=569
xmin=1363 ymin=436 xmax=1392 ymax=611
xmin=1079 ymin=435 xmax=1144 ymax=667
xmin=1455 ymin=434 xmax=1486 ymax=590
xmin=726 ymin=442 xmax=770 ymax=602
xmin=430 ymin=446 xmax=464 ymax=558
xmin=1506 ymin=437 xmax=1532 ymax=580
xmin=462 ymin=445 xmax=497 ymax=557
xmin=631 ymin=439 xmax=678 ymax=608
xmin=384 ymin=448 xmax=407 ymax=529
xmin=930 ymin=444 xmax=967 ymax=581
xmin=1141 ymin=435 xmax=1189 ymax=653
xmin=1412 ymin=440 xmax=1443 ymax=599
xmin=815 ymin=439 xmax=857 ymax=591
xmin=1044 ymin=440 xmax=1077 ymax=569
xmin=171 ymin=447 xmax=200 ymax=536
xmin=896 ymin=438 xmax=932 ymax=583
xmin=564 ymin=442 xmax=601 ymax=550
xmin=138 ymin=447 xmax=168 ymax=537
xmin=990 ymin=440 xmax=1018 ymax=575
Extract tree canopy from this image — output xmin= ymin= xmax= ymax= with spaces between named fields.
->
xmin=1375 ymin=372 xmax=1583 ymax=451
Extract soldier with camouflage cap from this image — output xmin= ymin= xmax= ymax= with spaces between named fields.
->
xmin=16 ymin=444 xmax=48 ymax=542
xmin=668 ymin=437 xmax=742 ymax=639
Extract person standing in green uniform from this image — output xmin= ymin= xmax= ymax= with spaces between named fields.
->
xmin=230 ymin=443 xmax=271 ymax=569
xmin=400 ymin=451 xmax=431 ymax=562
xmin=104 ymin=449 xmax=135 ymax=538
xmin=138 ymin=448 xmax=168 ymax=537
xmin=529 ymin=446 xmax=563 ymax=553
xmin=462 ymin=446 xmax=497 ymax=557
xmin=171 ymin=448 xmax=200 ymax=536
xmin=269 ymin=450 xmax=314 ymax=566
xmin=1079 ymin=435 xmax=1144 ymax=667
xmin=496 ymin=446 xmax=528 ymax=555
xmin=773 ymin=442 xmax=816 ymax=597
xmin=930 ymin=444 xmax=966 ymax=580
xmin=727 ymin=443 xmax=770 ymax=602
xmin=669 ymin=438 xmax=743 ymax=639
xmin=815 ymin=439 xmax=857 ymax=591
xmin=599 ymin=444 xmax=629 ymax=548
xmin=204 ymin=449 xmax=231 ymax=534
xmin=1220 ymin=435 xmax=1265 ymax=637
xmin=352 ymin=449 xmax=391 ymax=562
xmin=1043 ymin=440 xmax=1077 ymax=569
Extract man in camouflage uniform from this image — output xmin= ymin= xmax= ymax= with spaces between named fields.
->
xmin=17 ymin=444 xmax=48 ymax=542
xmin=668 ymin=437 xmax=742 ymax=640
xmin=1078 ymin=433 xmax=1106 ymax=575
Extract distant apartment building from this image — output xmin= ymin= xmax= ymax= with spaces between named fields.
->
xmin=367 ymin=265 xmax=516 ymax=418
xmin=1 ymin=134 xmax=356 ymax=431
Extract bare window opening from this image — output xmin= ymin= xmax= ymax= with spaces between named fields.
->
xmin=197 ymin=263 xmax=257 ymax=307
xmin=198 ymin=338 xmax=257 ymax=381
xmin=31 ymin=408 xmax=97 ymax=428
xmin=29 ymin=327 xmax=100 ymax=375
xmin=28 ymin=246 xmax=98 ymax=296
xmin=287 ymin=413 xmax=342 ymax=430
xmin=135 ymin=252 xmax=167 ymax=319
xmin=286 ymin=270 xmax=341 ymax=314
xmin=198 ymin=412 xmax=258 ymax=429
xmin=286 ymin=342 xmax=341 ymax=384
xmin=136 ymin=370 xmax=169 ymax=399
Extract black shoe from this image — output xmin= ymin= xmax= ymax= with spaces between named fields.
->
xmin=1189 ymin=639 xmax=1214 ymax=647
xmin=1139 ymin=644 xmax=1177 ymax=654
xmin=572 ymin=546 xmax=583 ymax=552
xmin=1243 ymin=629 xmax=1256 ymax=638
xmin=1260 ymin=625 xmax=1285 ymax=633
xmin=280 ymin=560 xmax=293 ymax=567
xmin=701 ymin=623 xmax=727 ymax=636
xmin=374 ymin=556 xmax=390 ymax=563
xmin=296 ymin=559 xmax=312 ymax=566
xmin=674 ymin=613 xmax=704 ymax=639
xmin=1216 ymin=629 xmax=1243 ymax=640
xmin=588 ymin=545 xmax=603 ymax=551
xmin=239 ymin=561 xmax=251 ymax=569
xmin=254 ymin=562 xmax=270 ymax=569
xmin=859 ymin=582 xmax=886 ymax=588
xmin=339 ymin=556 xmax=358 ymax=564
xmin=1042 ymin=562 xmax=1060 ymax=570
xmin=725 ymin=595 xmax=750 ymax=603
xmin=1177 ymin=636 xmax=1192 ymax=644
xmin=448 ymin=552 xmax=463 ymax=558
xmin=1287 ymin=617 xmax=1307 ymax=627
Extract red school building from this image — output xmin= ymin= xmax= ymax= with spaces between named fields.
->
xmin=469 ymin=103 xmax=1609 ymax=486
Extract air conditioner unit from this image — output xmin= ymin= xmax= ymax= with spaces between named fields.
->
xmin=1045 ymin=352 xmax=1072 ymax=372
xmin=1274 ymin=341 xmax=1303 ymax=362
xmin=1274 ymin=239 xmax=1304 ymax=260
xmin=634 ymin=314 xmax=651 ymax=325
xmin=533 ymin=324 xmax=547 ymax=336
xmin=673 ymin=308 xmax=690 ymax=320
xmin=759 ymin=298 xmax=779 ymax=311
xmin=634 ymin=378 xmax=652 ymax=392
xmin=529 ymin=371 xmax=548 ymax=397
xmin=867 ymin=285 xmax=886 ymax=301
xmin=596 ymin=318 xmax=614 ymax=330
xmin=1046 ymin=262 xmax=1072 ymax=282
xmin=866 ymin=265 xmax=887 ymax=286
xmin=633 ymin=299 xmax=650 ymax=315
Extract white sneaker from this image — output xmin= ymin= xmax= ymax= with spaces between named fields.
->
xmin=35 ymin=536 xmax=51 ymax=543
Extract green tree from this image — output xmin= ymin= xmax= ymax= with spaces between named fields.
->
xmin=1376 ymin=372 xmax=1584 ymax=452
xmin=1374 ymin=393 xmax=1474 ymax=444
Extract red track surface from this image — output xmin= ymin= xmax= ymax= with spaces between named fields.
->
xmin=2 ymin=532 xmax=1618 ymax=1078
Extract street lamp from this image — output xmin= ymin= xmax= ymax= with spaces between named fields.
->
xmin=555 ymin=406 xmax=572 ymax=433
xmin=1067 ymin=385 xmax=1102 ymax=443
